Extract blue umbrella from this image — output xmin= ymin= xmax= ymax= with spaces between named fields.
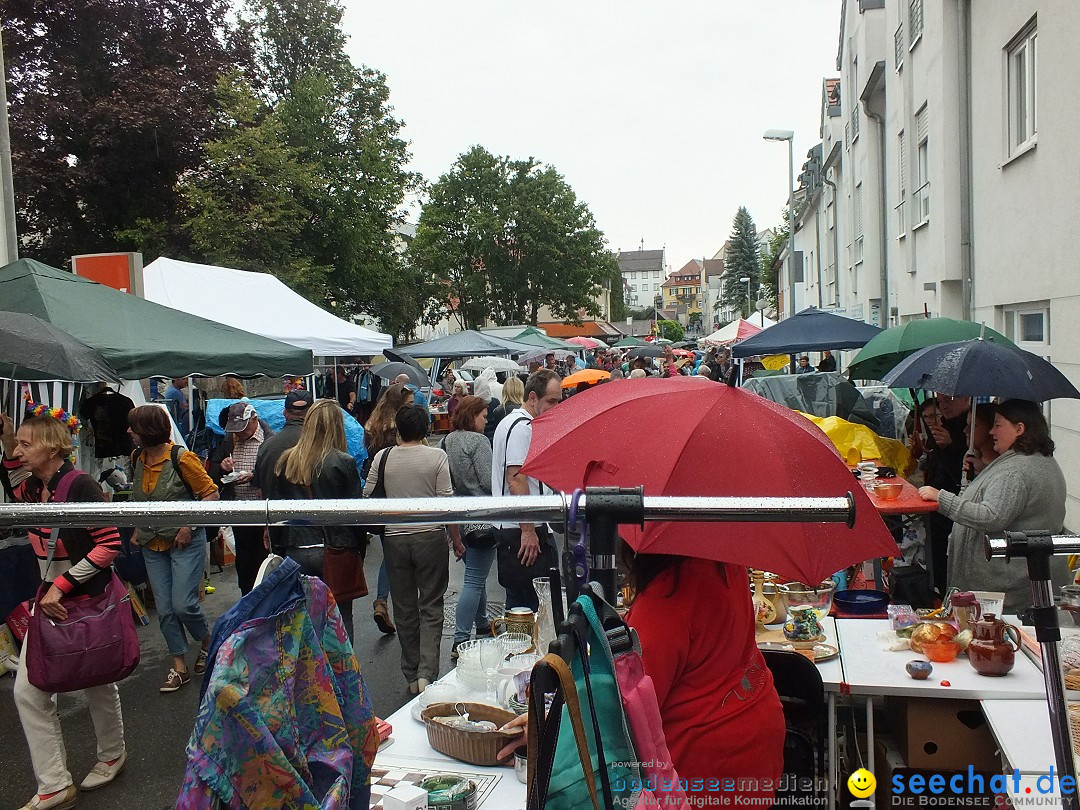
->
xmin=881 ymin=339 xmax=1080 ymax=402
xmin=731 ymin=307 xmax=881 ymax=358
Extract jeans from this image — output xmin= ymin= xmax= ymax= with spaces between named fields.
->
xmin=454 ymin=545 xmax=496 ymax=645
xmin=142 ymin=529 xmax=211 ymax=656
xmin=279 ymin=545 xmax=355 ymax=642
xmin=383 ymin=530 xmax=449 ymax=683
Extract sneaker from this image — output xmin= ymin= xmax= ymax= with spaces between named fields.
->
xmin=373 ymin=599 xmax=396 ymax=635
xmin=17 ymin=785 xmax=77 ymax=810
xmin=80 ymin=750 xmax=127 ymax=790
xmin=160 ymin=668 xmax=191 ymax=693
xmin=193 ymin=648 xmax=209 ymax=675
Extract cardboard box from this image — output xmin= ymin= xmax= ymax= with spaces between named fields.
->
xmin=884 ymin=697 xmax=1000 ymax=772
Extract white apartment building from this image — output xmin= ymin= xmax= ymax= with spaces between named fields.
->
xmin=616 ymin=248 xmax=666 ymax=310
xmin=795 ymin=0 xmax=1080 ymax=528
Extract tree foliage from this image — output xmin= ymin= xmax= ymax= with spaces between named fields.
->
xmin=722 ymin=206 xmax=761 ymax=316
xmin=656 ymin=320 xmax=684 ymax=342
xmin=760 ymin=211 xmax=790 ymax=310
xmin=2 ymin=0 xmax=238 ymax=264
xmin=412 ymin=146 xmax=617 ymax=330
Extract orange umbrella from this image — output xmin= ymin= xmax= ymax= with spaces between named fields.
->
xmin=561 ymin=368 xmax=610 ymax=388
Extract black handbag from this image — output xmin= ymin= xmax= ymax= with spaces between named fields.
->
xmin=359 ymin=448 xmax=391 ymax=537
xmin=497 ymin=525 xmax=557 ymax=594
xmin=462 ymin=523 xmax=499 ymax=550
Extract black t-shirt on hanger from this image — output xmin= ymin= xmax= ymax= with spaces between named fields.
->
xmin=80 ymin=389 xmax=136 ymax=458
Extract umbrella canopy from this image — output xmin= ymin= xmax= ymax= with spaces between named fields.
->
xmin=400 ymin=330 xmax=537 ymax=359
xmin=613 ymin=336 xmax=647 ymax=348
xmin=731 ymin=307 xmax=882 ymax=358
xmin=848 ymin=318 xmax=1016 ymax=381
xmin=0 ymin=312 xmax=120 ymax=383
xmin=561 ymin=369 xmax=610 ymax=388
xmin=627 ymin=345 xmax=665 ymax=358
xmin=566 ymin=336 xmax=602 ymax=349
xmin=701 ymin=318 xmax=764 ymax=347
xmin=881 ymin=340 xmax=1080 ymax=402
xmin=0 ymin=259 xmax=312 ymax=378
xmin=521 ymin=378 xmax=899 ymax=585
xmin=371 ymin=361 xmax=430 ymax=388
xmin=461 ymin=356 xmax=522 ymax=373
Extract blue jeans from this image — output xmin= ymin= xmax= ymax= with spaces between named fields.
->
xmin=454 ymin=545 xmax=496 ymax=645
xmin=142 ymin=529 xmax=211 ymax=656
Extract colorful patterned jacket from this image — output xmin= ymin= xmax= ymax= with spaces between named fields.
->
xmin=179 ymin=569 xmax=377 ymax=809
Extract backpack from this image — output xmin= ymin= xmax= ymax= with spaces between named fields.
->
xmin=528 ymin=587 xmax=691 ymax=810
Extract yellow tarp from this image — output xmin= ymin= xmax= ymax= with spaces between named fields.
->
xmin=799 ymin=413 xmax=914 ymax=475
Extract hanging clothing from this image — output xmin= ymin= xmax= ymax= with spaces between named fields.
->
xmin=79 ymin=388 xmax=136 ymax=458
xmin=180 ymin=561 xmax=377 ymax=809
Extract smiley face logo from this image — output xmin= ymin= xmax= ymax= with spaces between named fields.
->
xmin=848 ymin=768 xmax=876 ymax=798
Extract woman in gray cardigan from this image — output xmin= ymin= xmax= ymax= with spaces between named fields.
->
xmin=442 ymin=395 xmax=496 ymax=656
xmin=919 ymin=399 xmax=1069 ymax=614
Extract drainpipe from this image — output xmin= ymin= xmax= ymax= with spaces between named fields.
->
xmin=814 ymin=191 xmax=824 ymax=308
xmin=823 ymin=173 xmax=841 ymax=307
xmin=863 ymin=104 xmax=890 ymax=325
xmin=957 ymin=0 xmax=974 ymax=320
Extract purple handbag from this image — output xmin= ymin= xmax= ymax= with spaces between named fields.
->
xmin=25 ymin=470 xmax=140 ymax=693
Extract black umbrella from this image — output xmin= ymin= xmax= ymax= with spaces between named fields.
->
xmin=371 ymin=361 xmax=430 ymax=388
xmin=0 ymin=311 xmax=120 ymax=382
xmin=881 ymin=339 xmax=1080 ymax=402
xmin=731 ymin=306 xmax=882 ymax=358
xmin=627 ymin=345 xmax=666 ymax=358
xmin=382 ymin=348 xmax=426 ymax=373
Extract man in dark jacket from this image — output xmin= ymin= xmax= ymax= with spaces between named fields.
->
xmin=922 ymin=394 xmax=970 ymax=596
xmin=253 ymin=390 xmax=312 ymax=497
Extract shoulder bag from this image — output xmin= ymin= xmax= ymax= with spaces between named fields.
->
xmin=358 ymin=448 xmax=391 ymax=538
xmin=25 ymin=470 xmax=141 ymax=693
xmin=303 ymin=483 xmax=369 ymax=602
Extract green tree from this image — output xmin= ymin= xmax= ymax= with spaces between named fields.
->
xmin=656 ymin=320 xmax=684 ymax=342
xmin=2 ymin=0 xmax=240 ymax=263
xmin=688 ymin=311 xmax=703 ymax=331
xmin=722 ymin=206 xmax=761 ymax=316
xmin=760 ymin=213 xmax=790 ymax=310
xmin=413 ymin=147 xmax=616 ymax=328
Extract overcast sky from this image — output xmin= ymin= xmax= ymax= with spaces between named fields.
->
xmin=343 ymin=1 xmax=840 ymax=274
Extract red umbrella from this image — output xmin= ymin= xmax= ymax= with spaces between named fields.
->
xmin=521 ymin=378 xmax=899 ymax=585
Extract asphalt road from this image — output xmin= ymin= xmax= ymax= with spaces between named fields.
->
xmin=0 ymin=539 xmax=500 ymax=808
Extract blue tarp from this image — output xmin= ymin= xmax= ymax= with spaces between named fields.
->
xmin=206 ymin=399 xmax=367 ymax=476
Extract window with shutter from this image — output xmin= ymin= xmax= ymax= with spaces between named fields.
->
xmin=915 ymin=106 xmax=930 ymax=223
xmin=896 ymin=131 xmax=907 ymax=235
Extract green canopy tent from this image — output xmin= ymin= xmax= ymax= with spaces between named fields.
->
xmin=512 ymin=327 xmax=581 ymax=351
xmin=0 ymin=259 xmax=313 ymax=378
xmin=612 ymin=336 xmax=647 ymax=348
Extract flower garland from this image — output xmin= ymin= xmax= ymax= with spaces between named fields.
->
xmin=23 ymin=391 xmax=81 ymax=460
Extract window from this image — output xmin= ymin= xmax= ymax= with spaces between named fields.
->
xmin=855 ymin=182 xmax=865 ymax=262
xmin=1007 ymin=22 xmax=1037 ymax=153
xmin=895 ymin=23 xmax=905 ymax=71
xmin=630 ymin=284 xmax=637 ymax=292
xmin=896 ymin=130 xmax=907 ymax=236
xmin=654 ymin=270 xmax=660 ymax=278
xmin=909 ymin=0 xmax=923 ymax=49
xmin=914 ymin=106 xmax=930 ymax=224
xmin=630 ymin=272 xmax=636 ymax=280
xmin=1002 ymin=305 xmax=1049 ymax=347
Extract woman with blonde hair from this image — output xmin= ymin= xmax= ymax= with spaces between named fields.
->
xmin=491 ymin=376 xmax=525 ymax=427
xmin=363 ymin=382 xmax=414 ymax=635
xmin=269 ymin=399 xmax=365 ymax=639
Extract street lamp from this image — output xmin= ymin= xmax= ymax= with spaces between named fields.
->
xmin=763 ymin=128 xmax=796 ymax=317
xmin=739 ymin=276 xmax=751 ymax=320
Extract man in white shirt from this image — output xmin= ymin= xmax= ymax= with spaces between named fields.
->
xmin=491 ymin=369 xmax=563 ymax=609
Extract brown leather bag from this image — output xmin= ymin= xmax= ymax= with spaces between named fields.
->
xmin=302 ymin=484 xmax=368 ymax=602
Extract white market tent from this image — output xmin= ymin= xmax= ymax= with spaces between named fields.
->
xmin=143 ymin=257 xmax=393 ymax=356
xmin=701 ymin=313 xmax=778 ymax=346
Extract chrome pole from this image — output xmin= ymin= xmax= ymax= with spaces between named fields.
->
xmin=0 ymin=494 xmax=856 ymax=529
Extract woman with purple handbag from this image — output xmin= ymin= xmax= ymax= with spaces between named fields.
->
xmin=2 ymin=412 xmax=128 ymax=810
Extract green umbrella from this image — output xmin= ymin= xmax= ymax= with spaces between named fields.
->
xmin=613 ymin=336 xmax=647 ymax=347
xmin=848 ymin=318 xmax=1015 ymax=381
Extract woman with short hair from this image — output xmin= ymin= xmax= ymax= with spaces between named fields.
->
xmin=364 ymin=405 xmax=463 ymax=694
xmin=920 ymin=399 xmax=1070 ymax=612
xmin=128 ymin=405 xmax=219 ymax=694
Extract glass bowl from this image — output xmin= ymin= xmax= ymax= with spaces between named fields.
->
xmin=779 ymin=580 xmax=837 ymax=620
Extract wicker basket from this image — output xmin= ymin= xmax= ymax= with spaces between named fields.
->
xmin=1065 ymin=668 xmax=1080 ymax=692
xmin=1068 ymin=703 xmax=1080 ymax=756
xmin=421 ymin=702 xmax=519 ymax=767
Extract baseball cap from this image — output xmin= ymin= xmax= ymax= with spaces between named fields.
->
xmin=284 ymin=390 xmax=313 ymax=411
xmin=224 ymin=402 xmax=257 ymax=432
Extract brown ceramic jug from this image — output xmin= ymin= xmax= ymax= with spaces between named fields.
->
xmin=968 ymin=613 xmax=1021 ymax=677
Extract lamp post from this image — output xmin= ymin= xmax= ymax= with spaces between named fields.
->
xmin=763 ymin=128 xmax=795 ymax=317
xmin=739 ymin=276 xmax=751 ymax=320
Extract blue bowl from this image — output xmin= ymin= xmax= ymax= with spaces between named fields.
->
xmin=833 ymin=590 xmax=890 ymax=615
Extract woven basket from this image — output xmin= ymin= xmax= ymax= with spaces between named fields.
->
xmin=421 ymin=702 xmax=519 ymax=767
xmin=1066 ymin=669 xmax=1080 ymax=692
xmin=1069 ymin=703 xmax=1080 ymax=756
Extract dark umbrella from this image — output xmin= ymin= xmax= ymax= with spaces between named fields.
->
xmin=881 ymin=339 xmax=1080 ymax=402
xmin=0 ymin=311 xmax=120 ymax=382
xmin=382 ymin=348 xmax=426 ymax=373
xmin=627 ymin=345 xmax=665 ymax=358
xmin=731 ymin=306 xmax=882 ymax=358
xmin=521 ymin=378 xmax=898 ymax=585
xmin=371 ymin=361 xmax=430 ymax=388
xmin=848 ymin=318 xmax=1015 ymax=381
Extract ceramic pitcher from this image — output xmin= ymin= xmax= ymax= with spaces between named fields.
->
xmin=968 ymin=613 xmax=1021 ymax=677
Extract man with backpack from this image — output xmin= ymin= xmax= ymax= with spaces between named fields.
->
xmin=490 ymin=369 xmax=562 ymax=610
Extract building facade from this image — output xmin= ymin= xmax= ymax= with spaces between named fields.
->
xmin=793 ymin=0 xmax=1080 ymax=528
xmin=616 ymin=248 xmax=666 ymax=311
xmin=662 ymin=260 xmax=704 ymax=330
